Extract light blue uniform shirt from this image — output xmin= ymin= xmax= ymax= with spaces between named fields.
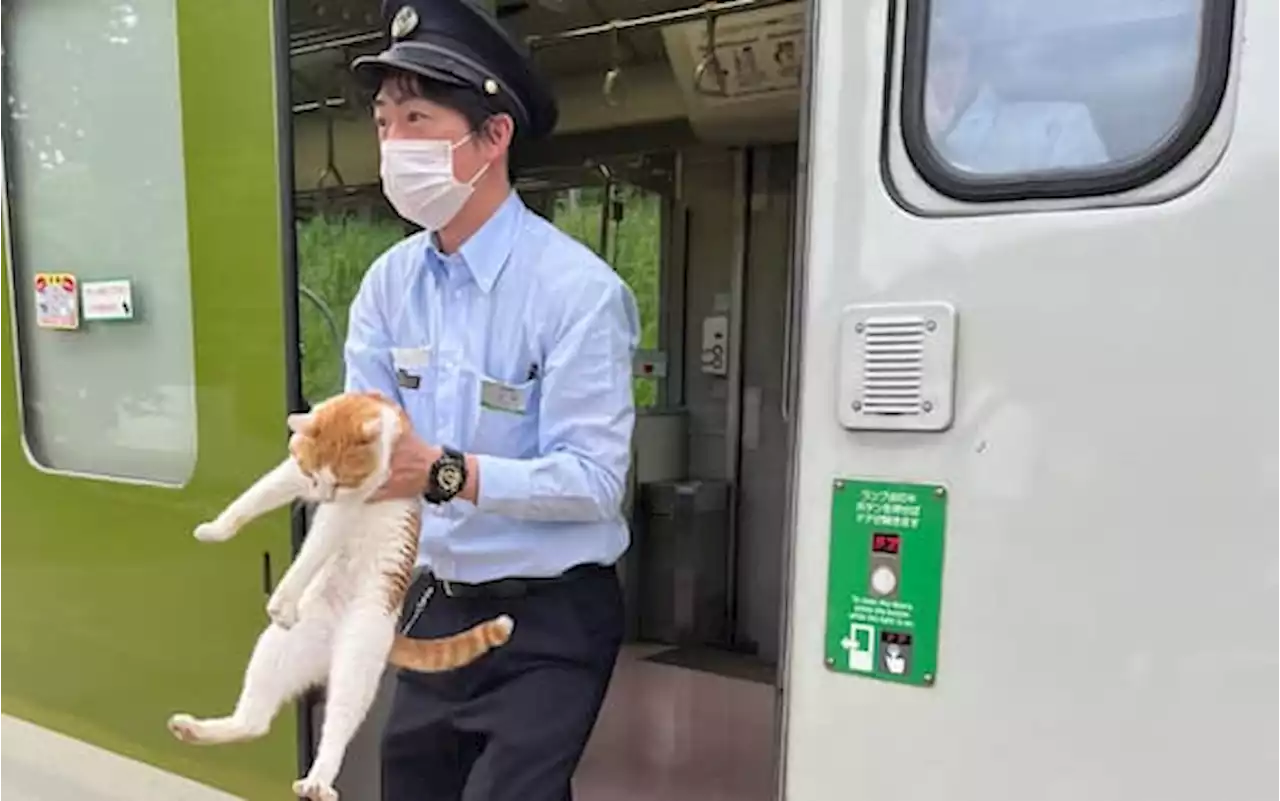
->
xmin=939 ymin=83 xmax=1110 ymax=174
xmin=343 ymin=190 xmax=641 ymax=583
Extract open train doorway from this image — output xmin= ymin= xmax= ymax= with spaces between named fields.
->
xmin=284 ymin=2 xmax=809 ymax=799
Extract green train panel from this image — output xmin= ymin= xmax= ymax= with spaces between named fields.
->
xmin=1 ymin=1 xmax=297 ymax=797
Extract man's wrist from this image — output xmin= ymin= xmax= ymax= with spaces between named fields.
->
xmin=460 ymin=454 xmax=479 ymax=503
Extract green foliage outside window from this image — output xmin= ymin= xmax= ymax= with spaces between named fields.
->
xmin=295 ymin=184 xmax=663 ymax=408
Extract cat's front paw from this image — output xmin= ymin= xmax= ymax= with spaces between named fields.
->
xmin=167 ymin=713 xmax=203 ymax=743
xmin=293 ymin=777 xmax=339 ymax=801
xmin=267 ymin=593 xmax=300 ymax=629
xmin=193 ymin=520 xmax=235 ymax=543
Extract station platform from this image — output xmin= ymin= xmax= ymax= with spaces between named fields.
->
xmin=1 ymin=714 xmax=240 ymax=801
xmin=2 ymin=642 xmax=777 ymax=801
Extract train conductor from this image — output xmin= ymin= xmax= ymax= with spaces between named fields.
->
xmin=343 ymin=0 xmax=640 ymax=799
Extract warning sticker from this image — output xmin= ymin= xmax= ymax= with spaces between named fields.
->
xmin=81 ymin=278 xmax=134 ymax=321
xmin=33 ymin=273 xmax=79 ymax=330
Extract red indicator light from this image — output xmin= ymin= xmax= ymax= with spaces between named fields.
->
xmin=872 ymin=533 xmax=901 ymax=554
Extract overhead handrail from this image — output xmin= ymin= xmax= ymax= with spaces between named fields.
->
xmin=292 ymin=97 xmax=347 ymax=115
xmin=286 ymin=0 xmax=797 ymax=97
xmin=601 ymin=22 xmax=625 ymax=107
xmin=691 ymin=4 xmax=730 ymax=97
xmin=523 ymin=0 xmax=786 ymax=49
xmin=596 ymin=163 xmax=614 ymax=259
xmin=287 ymin=1 xmax=791 ymax=58
xmin=315 ymin=106 xmax=346 ymax=193
xmin=291 ymin=30 xmax=381 ymax=57
xmin=608 ymin=184 xmax=623 ymax=267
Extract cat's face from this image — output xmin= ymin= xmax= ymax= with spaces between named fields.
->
xmin=286 ymin=392 xmax=401 ymax=501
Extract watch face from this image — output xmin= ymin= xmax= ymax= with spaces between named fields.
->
xmin=437 ymin=462 xmax=464 ymax=494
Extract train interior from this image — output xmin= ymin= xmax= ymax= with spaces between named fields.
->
xmin=286 ymin=1 xmax=807 ymax=798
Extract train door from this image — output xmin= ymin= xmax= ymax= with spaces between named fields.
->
xmin=734 ymin=144 xmax=797 ymax=667
xmin=781 ymin=1 xmax=1276 ymax=799
xmin=284 ymin=2 xmax=810 ymax=798
xmin=0 ymin=0 xmax=300 ymax=797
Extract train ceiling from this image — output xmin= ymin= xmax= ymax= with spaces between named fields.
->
xmin=288 ymin=0 xmax=706 ymax=107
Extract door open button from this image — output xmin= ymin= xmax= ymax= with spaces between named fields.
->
xmin=870 ymin=564 xmax=897 ymax=596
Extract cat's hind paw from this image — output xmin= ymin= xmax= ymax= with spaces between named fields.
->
xmin=193 ymin=520 xmax=235 ymax=543
xmin=267 ymin=593 xmax=300 ymax=629
xmin=293 ymin=777 xmax=339 ymax=801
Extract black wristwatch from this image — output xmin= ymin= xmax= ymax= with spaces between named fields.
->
xmin=423 ymin=446 xmax=467 ymax=505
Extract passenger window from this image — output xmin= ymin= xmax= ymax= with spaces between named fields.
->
xmin=296 ymin=211 xmax=408 ymax=403
xmin=903 ymin=0 xmax=1234 ymax=198
xmin=551 ymin=183 xmax=663 ymax=408
xmin=2 ymin=0 xmax=199 ymax=484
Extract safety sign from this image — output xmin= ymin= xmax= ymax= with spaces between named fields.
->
xmin=825 ymin=478 xmax=947 ymax=687
xmin=81 ymin=279 xmax=135 ymax=321
xmin=33 ymin=273 xmax=79 ymax=330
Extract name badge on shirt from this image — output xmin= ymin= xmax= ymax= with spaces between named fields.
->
xmin=392 ymin=346 xmax=431 ymax=390
xmin=480 ymin=379 xmax=528 ymax=415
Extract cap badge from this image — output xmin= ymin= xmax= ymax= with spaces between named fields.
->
xmin=390 ymin=5 xmax=419 ymax=39
xmin=483 ymin=78 xmax=499 ymax=95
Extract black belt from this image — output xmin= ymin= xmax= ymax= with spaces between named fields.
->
xmin=425 ymin=562 xmax=608 ymax=599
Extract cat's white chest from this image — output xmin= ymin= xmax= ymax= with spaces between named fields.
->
xmin=302 ymin=500 xmax=417 ymax=608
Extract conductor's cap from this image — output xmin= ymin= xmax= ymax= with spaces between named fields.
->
xmin=350 ymin=0 xmax=559 ymax=141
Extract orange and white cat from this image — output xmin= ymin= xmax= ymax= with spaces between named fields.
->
xmin=166 ymin=391 xmax=512 ymax=801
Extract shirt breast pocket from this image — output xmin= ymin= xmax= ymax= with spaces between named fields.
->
xmin=470 ymin=372 xmax=540 ymax=458
xmin=390 ymin=346 xmax=434 ymax=423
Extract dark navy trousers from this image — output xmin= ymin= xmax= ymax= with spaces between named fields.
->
xmin=381 ymin=564 xmax=623 ymax=801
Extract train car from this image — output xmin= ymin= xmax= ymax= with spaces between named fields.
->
xmin=2 ymin=0 xmax=1275 ymax=799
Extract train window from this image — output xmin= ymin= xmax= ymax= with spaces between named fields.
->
xmin=2 ymin=0 xmax=198 ymax=485
xmin=550 ymin=183 xmax=664 ymax=408
xmin=296 ymin=211 xmax=409 ymax=404
xmin=899 ymin=0 xmax=1235 ymax=201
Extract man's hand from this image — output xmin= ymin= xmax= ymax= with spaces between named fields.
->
xmin=370 ymin=429 xmax=441 ymax=502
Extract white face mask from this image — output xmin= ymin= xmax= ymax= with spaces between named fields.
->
xmin=379 ymin=134 xmax=490 ymax=231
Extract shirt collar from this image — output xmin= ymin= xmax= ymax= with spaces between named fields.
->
xmin=426 ymin=190 xmax=524 ymax=294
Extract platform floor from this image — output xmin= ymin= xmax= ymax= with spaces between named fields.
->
xmin=574 ymin=643 xmax=779 ymax=801
xmin=0 ymin=714 xmax=240 ymax=801
xmin=2 ymin=643 xmax=780 ymax=801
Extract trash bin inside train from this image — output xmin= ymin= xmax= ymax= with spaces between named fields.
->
xmin=637 ymin=479 xmax=730 ymax=646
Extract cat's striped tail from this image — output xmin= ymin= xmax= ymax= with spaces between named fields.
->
xmin=387 ymin=614 xmax=515 ymax=673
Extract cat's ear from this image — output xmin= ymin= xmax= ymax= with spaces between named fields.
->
xmin=286 ymin=412 xmax=313 ymax=434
